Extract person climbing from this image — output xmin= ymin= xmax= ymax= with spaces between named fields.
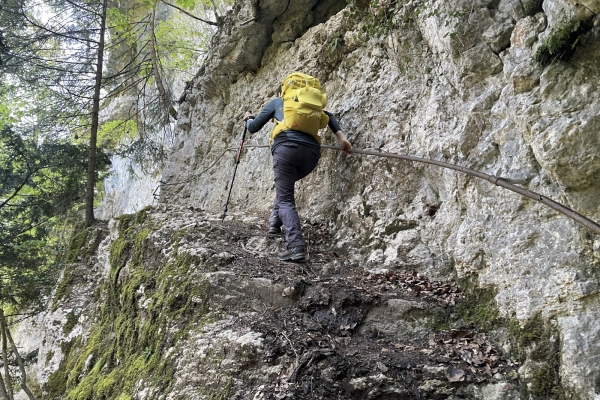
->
xmin=244 ymin=72 xmax=352 ymax=262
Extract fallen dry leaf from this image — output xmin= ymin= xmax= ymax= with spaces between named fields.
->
xmin=445 ymin=369 xmax=465 ymax=382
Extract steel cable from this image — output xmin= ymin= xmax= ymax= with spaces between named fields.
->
xmin=153 ymin=143 xmax=600 ymax=235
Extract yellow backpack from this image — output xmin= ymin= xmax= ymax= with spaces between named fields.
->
xmin=270 ymin=72 xmax=330 ymax=144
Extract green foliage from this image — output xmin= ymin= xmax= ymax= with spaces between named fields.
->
xmin=0 ymin=92 xmax=26 ymax=130
xmin=0 ymin=0 xmax=108 ymax=142
xmin=98 ymin=120 xmax=138 ymax=151
xmin=344 ymin=0 xmax=442 ymax=78
xmin=0 ymin=126 xmax=108 ymax=309
xmin=533 ymin=19 xmax=589 ymax=66
xmin=442 ymin=9 xmax=465 ymax=40
xmin=155 ymin=17 xmax=209 ymax=73
xmin=345 ymin=0 xmax=399 ymax=39
xmin=108 ymin=8 xmax=134 ymax=38
xmin=102 ymin=0 xmax=223 ymax=168
xmin=176 ymin=0 xmax=199 ymax=11
xmin=345 ymin=0 xmax=442 ymax=41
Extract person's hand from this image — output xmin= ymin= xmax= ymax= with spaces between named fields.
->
xmin=243 ymin=111 xmax=254 ymax=121
xmin=339 ymin=138 xmax=352 ymax=154
xmin=335 ymin=130 xmax=352 ymax=154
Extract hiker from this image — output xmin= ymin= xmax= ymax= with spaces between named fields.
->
xmin=244 ymin=72 xmax=352 ymax=262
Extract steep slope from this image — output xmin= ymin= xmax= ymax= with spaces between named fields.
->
xmin=19 ymin=206 xmax=526 ymax=399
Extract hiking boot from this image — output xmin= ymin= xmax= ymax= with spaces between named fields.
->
xmin=268 ymin=224 xmax=282 ymax=235
xmin=277 ymin=246 xmax=306 ymax=262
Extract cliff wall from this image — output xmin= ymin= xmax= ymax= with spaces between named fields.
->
xmin=161 ymin=0 xmax=600 ymax=396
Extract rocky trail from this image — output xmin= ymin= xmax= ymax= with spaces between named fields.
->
xmin=164 ymin=207 xmax=521 ymax=399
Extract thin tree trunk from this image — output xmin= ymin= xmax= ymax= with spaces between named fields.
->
xmin=150 ymin=3 xmax=177 ymax=120
xmin=0 ymin=310 xmax=35 ymax=400
xmin=1 ymin=313 xmax=12 ymax=400
xmin=85 ymin=0 xmax=108 ymax=227
xmin=209 ymin=0 xmax=222 ymax=24
xmin=0 ymin=369 xmax=9 ymax=400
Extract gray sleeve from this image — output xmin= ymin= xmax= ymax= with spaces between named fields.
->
xmin=324 ymin=111 xmax=342 ymax=133
xmin=246 ymin=98 xmax=280 ymax=133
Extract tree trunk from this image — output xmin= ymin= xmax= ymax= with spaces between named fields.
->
xmin=0 ymin=370 xmax=9 ymax=400
xmin=0 ymin=310 xmax=36 ymax=400
xmin=150 ymin=3 xmax=177 ymax=120
xmin=85 ymin=0 xmax=108 ymax=227
xmin=0 ymin=309 xmax=14 ymax=400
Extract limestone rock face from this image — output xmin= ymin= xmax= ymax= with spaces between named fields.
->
xmin=157 ymin=0 xmax=600 ymax=397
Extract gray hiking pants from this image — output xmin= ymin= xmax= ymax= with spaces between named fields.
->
xmin=270 ymin=142 xmax=321 ymax=249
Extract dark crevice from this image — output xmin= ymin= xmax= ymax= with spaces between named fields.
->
xmin=533 ymin=17 xmax=594 ymax=66
xmin=309 ymin=0 xmax=348 ymax=28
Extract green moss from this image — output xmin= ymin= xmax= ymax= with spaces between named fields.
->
xmin=54 ymin=207 xmax=216 ymax=399
xmin=452 ymin=274 xmax=565 ymax=395
xmin=63 ymin=311 xmax=79 ymax=336
xmin=508 ymin=315 xmax=541 ymax=360
xmin=65 ymin=226 xmax=104 ymax=263
xmin=530 ymin=364 xmax=560 ymax=396
xmin=109 ymin=236 xmax=131 ymax=279
xmin=508 ymin=313 xmax=562 ymax=397
xmin=96 ymin=370 xmax=119 ymax=398
xmin=52 ymin=267 xmax=75 ymax=311
xmin=44 ymin=338 xmax=77 ymax=398
xmin=455 ymin=278 xmax=501 ymax=330
xmin=45 ymin=350 xmax=55 ymax=365
xmin=66 ymin=228 xmax=89 ymax=263
xmin=44 ymin=370 xmax=68 ymax=399
xmin=55 ymin=226 xmax=105 ymax=311
xmin=206 ymin=377 xmax=233 ymax=400
xmin=134 ymin=206 xmax=151 ymax=225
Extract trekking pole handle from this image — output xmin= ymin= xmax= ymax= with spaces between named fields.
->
xmin=236 ymin=112 xmax=252 ymax=162
xmin=235 ymin=123 xmax=248 ymax=162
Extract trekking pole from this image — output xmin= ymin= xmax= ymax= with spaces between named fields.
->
xmin=221 ymin=118 xmax=249 ymax=221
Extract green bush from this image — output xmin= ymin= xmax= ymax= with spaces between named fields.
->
xmin=534 ymin=19 xmax=589 ymax=65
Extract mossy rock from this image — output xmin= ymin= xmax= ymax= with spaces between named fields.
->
xmin=533 ymin=19 xmax=592 ymax=66
xmin=53 ymin=207 xmax=217 ymax=399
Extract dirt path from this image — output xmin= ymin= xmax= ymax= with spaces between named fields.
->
xmin=194 ymin=211 xmax=521 ymax=399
